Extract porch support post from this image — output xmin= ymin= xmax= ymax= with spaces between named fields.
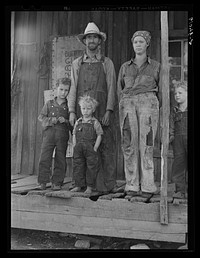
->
xmin=160 ymin=11 xmax=170 ymax=225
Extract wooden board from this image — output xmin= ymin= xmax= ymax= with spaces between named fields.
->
xmin=11 ymin=174 xmax=27 ymax=181
xmin=11 ymin=176 xmax=72 ymax=194
xmin=11 ymin=194 xmax=188 ymax=224
xmin=160 ymin=11 xmax=170 ymax=225
xmin=11 ymin=193 xmax=187 ymax=243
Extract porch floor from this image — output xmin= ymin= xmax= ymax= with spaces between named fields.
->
xmin=11 ymin=175 xmax=188 ymax=244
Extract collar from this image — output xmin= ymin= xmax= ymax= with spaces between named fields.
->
xmin=83 ymin=50 xmax=102 ymax=62
xmin=174 ymin=105 xmax=187 ymax=112
xmin=53 ymin=96 xmax=67 ymax=105
xmin=128 ymin=56 xmax=151 ymax=66
xmin=79 ymin=117 xmax=95 ymax=123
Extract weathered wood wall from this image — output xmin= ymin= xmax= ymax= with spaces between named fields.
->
xmin=11 ymin=11 xmax=188 ymax=180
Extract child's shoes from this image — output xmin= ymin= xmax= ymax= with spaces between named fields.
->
xmin=51 ymin=184 xmax=62 ymax=191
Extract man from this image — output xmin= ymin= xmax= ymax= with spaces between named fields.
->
xmin=68 ymin=22 xmax=117 ymax=193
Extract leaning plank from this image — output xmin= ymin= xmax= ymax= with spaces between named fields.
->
xmin=11 ymin=209 xmax=186 ymax=243
xmin=150 ymin=195 xmax=173 ymax=203
xmin=11 ymin=175 xmax=38 ymax=188
xmin=11 ymin=177 xmax=72 ymax=194
xmin=11 ymin=174 xmax=27 ymax=181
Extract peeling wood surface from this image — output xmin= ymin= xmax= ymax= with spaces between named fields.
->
xmin=160 ymin=11 xmax=170 ymax=225
xmin=11 ymin=174 xmax=187 ymax=243
xmin=11 ymin=193 xmax=187 ymax=243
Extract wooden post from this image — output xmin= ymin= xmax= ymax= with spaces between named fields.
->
xmin=11 ymin=11 xmax=15 ymax=81
xmin=160 ymin=11 xmax=170 ymax=225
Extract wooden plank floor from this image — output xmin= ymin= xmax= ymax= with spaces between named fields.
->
xmin=11 ymin=176 xmax=188 ymax=243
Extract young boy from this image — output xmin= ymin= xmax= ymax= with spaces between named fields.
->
xmin=70 ymin=95 xmax=103 ymax=194
xmin=38 ymin=77 xmax=72 ymax=191
xmin=169 ymin=81 xmax=187 ymax=199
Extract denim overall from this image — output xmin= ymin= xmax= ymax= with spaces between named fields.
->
xmin=73 ymin=119 xmax=99 ymax=188
xmin=171 ymin=108 xmax=188 ymax=194
xmin=119 ymin=93 xmax=159 ymax=193
xmin=38 ymin=100 xmax=70 ymax=185
xmin=75 ymin=56 xmax=116 ymax=192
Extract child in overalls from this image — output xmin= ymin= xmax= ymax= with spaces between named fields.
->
xmin=71 ymin=95 xmax=103 ymax=194
xmin=38 ymin=78 xmax=72 ymax=191
xmin=169 ymin=81 xmax=187 ymax=199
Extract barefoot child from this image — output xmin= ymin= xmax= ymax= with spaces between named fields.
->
xmin=38 ymin=78 xmax=72 ymax=191
xmin=71 ymin=95 xmax=103 ymax=194
xmin=169 ymin=81 xmax=188 ymax=198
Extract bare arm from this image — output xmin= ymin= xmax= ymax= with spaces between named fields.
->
xmin=117 ymin=64 xmax=125 ymax=102
xmin=72 ymin=121 xmax=77 ymax=147
xmin=93 ymin=135 xmax=102 ymax=152
xmin=102 ymin=58 xmax=116 ymax=126
xmin=67 ymin=58 xmax=80 ymax=126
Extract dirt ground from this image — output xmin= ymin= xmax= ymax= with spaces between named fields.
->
xmin=10 ymin=228 xmax=186 ymax=251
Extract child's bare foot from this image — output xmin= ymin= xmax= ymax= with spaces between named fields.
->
xmin=70 ymin=186 xmax=81 ymax=192
xmin=84 ymin=186 xmax=92 ymax=194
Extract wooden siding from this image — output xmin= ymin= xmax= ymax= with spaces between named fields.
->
xmin=11 ymin=11 xmax=188 ymax=180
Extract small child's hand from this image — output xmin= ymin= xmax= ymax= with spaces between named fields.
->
xmin=52 ymin=117 xmax=57 ymax=124
xmin=169 ymin=135 xmax=174 ymax=144
xmin=93 ymin=147 xmax=98 ymax=152
xmin=58 ymin=116 xmax=66 ymax=123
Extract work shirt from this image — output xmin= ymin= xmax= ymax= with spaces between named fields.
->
xmin=38 ymin=97 xmax=70 ymax=130
xmin=117 ymin=56 xmax=161 ymax=101
xmin=68 ymin=51 xmax=116 ymax=113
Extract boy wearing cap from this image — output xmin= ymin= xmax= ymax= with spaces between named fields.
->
xmin=117 ymin=31 xmax=161 ymax=196
xmin=68 ymin=22 xmax=117 ymax=193
xmin=38 ymin=78 xmax=72 ymax=191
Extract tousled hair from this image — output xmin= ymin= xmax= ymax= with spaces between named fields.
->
xmin=78 ymin=95 xmax=98 ymax=111
xmin=56 ymin=77 xmax=71 ymax=88
xmin=174 ymin=81 xmax=187 ymax=92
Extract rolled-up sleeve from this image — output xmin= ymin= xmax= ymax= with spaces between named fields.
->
xmin=38 ymin=101 xmax=53 ymax=129
xmin=117 ymin=64 xmax=125 ymax=101
xmin=67 ymin=58 xmax=80 ymax=113
xmin=104 ymin=57 xmax=116 ymax=111
xmin=94 ymin=119 xmax=104 ymax=136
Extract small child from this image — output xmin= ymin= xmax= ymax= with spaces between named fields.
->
xmin=71 ymin=95 xmax=103 ymax=194
xmin=38 ymin=77 xmax=72 ymax=191
xmin=169 ymin=81 xmax=187 ymax=199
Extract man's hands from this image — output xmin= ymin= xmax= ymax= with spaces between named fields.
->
xmin=69 ymin=112 xmax=76 ymax=127
xmin=101 ymin=110 xmax=112 ymax=126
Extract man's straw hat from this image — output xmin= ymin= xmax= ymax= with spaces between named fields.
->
xmin=77 ymin=22 xmax=106 ymax=45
